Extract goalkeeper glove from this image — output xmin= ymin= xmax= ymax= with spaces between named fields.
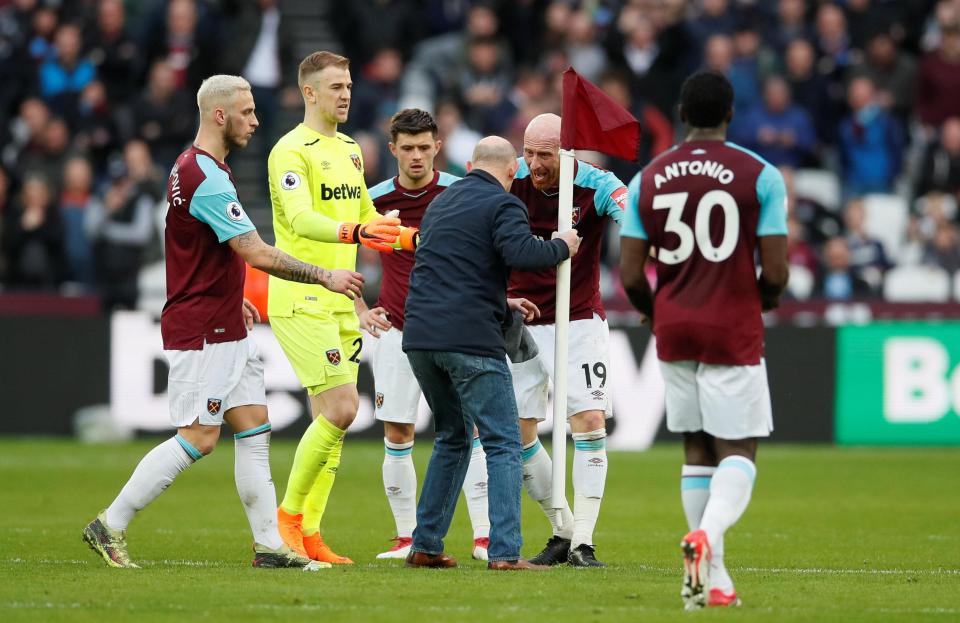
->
xmin=338 ymin=215 xmax=401 ymax=253
xmin=391 ymin=226 xmax=419 ymax=252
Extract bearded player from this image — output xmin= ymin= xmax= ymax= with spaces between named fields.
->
xmin=82 ymin=75 xmax=364 ymax=570
xmin=620 ymin=70 xmax=789 ymax=608
xmin=359 ymin=108 xmax=494 ymax=561
xmin=507 ymin=113 xmax=628 ymax=567
xmin=267 ymin=51 xmax=410 ymax=564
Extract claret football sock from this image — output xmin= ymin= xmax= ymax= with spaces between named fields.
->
xmin=302 ymin=434 xmax=343 ymax=535
xmin=698 ymin=456 xmax=757 ymax=552
xmin=462 ymin=437 xmax=491 ymax=540
xmin=234 ymin=424 xmax=283 ymax=550
xmin=522 ymin=439 xmax=574 ymax=539
xmin=382 ymin=438 xmax=417 ymax=538
xmin=280 ymin=414 xmax=344 ymax=518
xmin=571 ymin=429 xmax=607 ymax=548
xmin=105 ymin=436 xmax=196 ymax=530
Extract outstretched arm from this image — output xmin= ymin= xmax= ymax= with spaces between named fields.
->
xmin=228 ymin=230 xmax=364 ymax=298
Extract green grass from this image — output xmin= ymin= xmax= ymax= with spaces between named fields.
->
xmin=0 ymin=439 xmax=958 ymax=622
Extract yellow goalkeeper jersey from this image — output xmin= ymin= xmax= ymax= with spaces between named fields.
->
xmin=267 ymin=123 xmax=376 ymax=316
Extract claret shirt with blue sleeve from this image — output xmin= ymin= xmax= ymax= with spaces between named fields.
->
xmin=161 ymin=146 xmax=256 ymax=350
xmin=624 ymin=140 xmax=787 ymax=365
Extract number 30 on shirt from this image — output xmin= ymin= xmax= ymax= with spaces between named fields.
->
xmin=653 ymin=190 xmax=739 ymax=265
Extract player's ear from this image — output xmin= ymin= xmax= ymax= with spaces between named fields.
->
xmin=434 ymin=138 xmax=442 ymax=152
xmin=678 ymin=104 xmax=687 ymax=124
xmin=726 ymin=106 xmax=734 ymax=124
xmin=388 ymin=142 xmax=397 ymax=157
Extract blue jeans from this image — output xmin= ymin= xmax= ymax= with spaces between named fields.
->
xmin=406 ymin=350 xmax=523 ymax=562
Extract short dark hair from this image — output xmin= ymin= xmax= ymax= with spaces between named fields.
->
xmin=389 ymin=108 xmax=438 ymax=142
xmin=679 ymin=70 xmax=734 ymax=129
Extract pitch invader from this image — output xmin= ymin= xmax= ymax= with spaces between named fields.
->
xmin=360 ymin=109 xmax=492 ymax=561
xmin=507 ymin=113 xmax=628 ymax=567
xmin=82 ymin=75 xmax=364 ymax=570
xmin=620 ymin=70 xmax=789 ymax=608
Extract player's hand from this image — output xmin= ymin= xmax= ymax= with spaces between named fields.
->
xmin=340 ymin=215 xmax=402 ymax=253
xmin=507 ymin=297 xmax=540 ymax=323
xmin=360 ymin=306 xmax=392 ymax=337
xmin=242 ymin=297 xmax=261 ymax=331
xmin=555 ymin=228 xmax=581 ymax=258
xmin=323 ymin=269 xmax=364 ymax=299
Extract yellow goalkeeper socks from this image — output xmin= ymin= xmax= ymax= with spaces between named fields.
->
xmin=302 ymin=435 xmax=343 ymax=535
xmin=280 ymin=414 xmax=344 ymax=516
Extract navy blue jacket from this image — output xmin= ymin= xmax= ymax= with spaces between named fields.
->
xmin=403 ymin=169 xmax=569 ymax=358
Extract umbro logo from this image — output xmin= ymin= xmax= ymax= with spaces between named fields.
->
xmin=591 ymin=389 xmax=605 ymax=400
xmin=588 ymin=457 xmax=605 ymax=465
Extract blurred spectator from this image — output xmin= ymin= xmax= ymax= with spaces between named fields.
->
xmin=783 ymin=38 xmax=835 ymax=147
xmin=334 ymin=0 xmax=421 ymax=66
xmin=434 ymin=100 xmax=480 ymax=176
xmin=0 ymin=166 xmax=10 ymax=278
xmin=39 ymin=23 xmax=95 ymax=122
xmin=58 ymin=156 xmax=95 ymax=287
xmin=813 ymin=237 xmax=874 ymax=300
xmin=128 ymin=60 xmax=195 ymax=171
xmin=843 ymin=198 xmax=892 ymax=290
xmin=838 ymin=76 xmax=904 ymax=196
xmin=24 ymin=3 xmax=56 ymax=64
xmin=917 ymin=21 xmax=960 ymax=129
xmin=2 ymin=174 xmax=63 ymax=289
xmin=566 ymin=10 xmax=607 ymax=83
xmin=141 ymin=0 xmax=220 ymax=94
xmin=83 ymin=0 xmax=140 ymax=103
xmin=349 ymin=48 xmax=404 ymax=134
xmin=399 ymin=4 xmax=499 ymax=112
xmin=2 ymin=96 xmax=49 ymax=172
xmin=916 ymin=117 xmax=960 ymax=200
xmin=20 ymin=117 xmax=72 ymax=192
xmin=73 ymin=80 xmax=121 ymax=173
xmin=814 ymin=3 xmax=854 ymax=74
xmin=222 ymin=0 xmax=296 ymax=155
xmin=849 ymin=30 xmax=916 ymax=124
xmin=85 ymin=140 xmax=159 ymax=311
xmin=787 ymin=215 xmax=819 ymax=274
xmin=781 ymin=165 xmax=842 ymax=245
xmin=766 ymin=0 xmax=813 ymax=53
xmin=688 ymin=0 xmax=736 ymax=47
xmin=456 ymin=35 xmax=514 ymax=134
xmin=355 ymin=130 xmax=385 ymax=187
xmin=923 ymin=222 xmax=960 ymax=273
xmin=730 ymin=75 xmax=815 ymax=167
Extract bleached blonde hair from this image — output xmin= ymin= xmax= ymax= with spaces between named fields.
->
xmin=196 ymin=75 xmax=251 ymax=116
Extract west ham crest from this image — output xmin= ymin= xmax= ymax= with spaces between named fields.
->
xmin=326 ymin=349 xmax=342 ymax=365
xmin=207 ymin=398 xmax=222 ymax=415
xmin=350 ymin=153 xmax=362 ymax=172
xmin=572 ymin=206 xmax=582 ymax=225
xmin=375 ymin=392 xmax=385 ymax=409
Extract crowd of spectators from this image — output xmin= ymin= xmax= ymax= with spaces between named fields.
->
xmin=1 ymin=0 xmax=959 ymax=311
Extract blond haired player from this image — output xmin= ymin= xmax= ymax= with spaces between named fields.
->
xmin=268 ymin=51 xmax=411 ymax=564
xmin=82 ymin=75 xmax=363 ymax=570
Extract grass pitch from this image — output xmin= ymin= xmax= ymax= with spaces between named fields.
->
xmin=0 ymin=439 xmax=957 ymax=622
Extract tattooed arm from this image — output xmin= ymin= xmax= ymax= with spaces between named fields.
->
xmin=228 ymin=231 xmax=364 ymax=298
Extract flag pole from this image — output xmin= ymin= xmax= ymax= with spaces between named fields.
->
xmin=551 ymin=148 xmax=575 ymax=515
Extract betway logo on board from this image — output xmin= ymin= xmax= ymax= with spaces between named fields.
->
xmin=836 ymin=324 xmax=960 ymax=444
xmin=321 ymin=183 xmax=362 ymax=201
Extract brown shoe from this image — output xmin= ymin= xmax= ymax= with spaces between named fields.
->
xmin=405 ymin=551 xmax=458 ymax=568
xmin=487 ymin=559 xmax=549 ymax=571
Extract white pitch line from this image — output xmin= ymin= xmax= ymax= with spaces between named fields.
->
xmin=634 ymin=563 xmax=960 ymax=576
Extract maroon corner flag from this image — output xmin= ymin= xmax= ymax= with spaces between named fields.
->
xmin=560 ymin=67 xmax=641 ymax=162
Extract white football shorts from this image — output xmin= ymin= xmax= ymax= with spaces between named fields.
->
xmin=509 ymin=315 xmax=612 ymax=421
xmin=659 ymin=359 xmax=773 ymax=440
xmin=371 ymin=327 xmax=423 ymax=425
xmin=164 ymin=337 xmax=266 ymax=428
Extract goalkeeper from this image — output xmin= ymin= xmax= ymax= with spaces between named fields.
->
xmin=267 ymin=50 xmax=412 ymax=564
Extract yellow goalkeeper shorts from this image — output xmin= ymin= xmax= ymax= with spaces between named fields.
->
xmin=270 ymin=308 xmax=362 ymax=395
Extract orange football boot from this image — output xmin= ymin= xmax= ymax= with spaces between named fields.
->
xmin=303 ymin=533 xmax=354 ymax=564
xmin=707 ymin=587 xmax=741 ymax=607
xmin=276 ymin=507 xmax=308 ymax=557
